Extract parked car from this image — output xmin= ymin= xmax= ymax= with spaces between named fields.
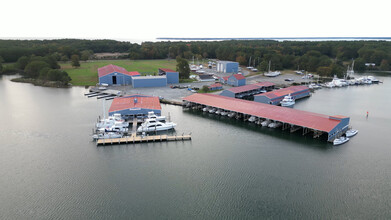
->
xmin=284 ymin=78 xmax=294 ymax=82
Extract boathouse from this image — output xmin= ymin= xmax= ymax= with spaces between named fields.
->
xmin=132 ymin=76 xmax=167 ymax=88
xmin=183 ymin=93 xmax=350 ymax=142
xmin=208 ymin=83 xmax=223 ymax=91
xmin=216 ymin=61 xmax=239 ymax=73
xmin=108 ymin=94 xmax=161 ymax=118
xmin=98 ymin=64 xmax=140 ymax=85
xmin=220 ymin=82 xmax=275 ymax=98
xmin=254 ymin=86 xmax=310 ymax=105
xmin=158 ymin=68 xmax=179 ymax=84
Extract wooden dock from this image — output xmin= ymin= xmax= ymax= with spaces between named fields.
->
xmin=96 ymin=134 xmax=192 ymax=146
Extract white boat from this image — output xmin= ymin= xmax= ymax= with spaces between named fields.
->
xmin=347 ymin=60 xmax=355 ymax=77
xmin=345 ymin=129 xmax=358 ymax=137
xmin=268 ymin=122 xmax=282 ymax=128
xmin=220 ymin=111 xmax=228 ymax=116
xmin=261 ymin=120 xmax=270 ymax=127
xmin=264 ymin=61 xmax=281 ymax=77
xmin=137 ymin=119 xmax=176 ymax=133
xmin=215 ymin=109 xmax=221 ymax=115
xmin=96 ymin=117 xmax=129 ymax=130
xmin=98 ymin=124 xmax=128 ymax=133
xmin=251 ymin=68 xmax=258 ymax=72
xmin=368 ymin=76 xmax=379 ymax=84
xmin=208 ymin=108 xmax=216 ymax=114
xmin=92 ymin=132 xmax=123 ymax=140
xmin=248 ymin=116 xmax=256 ymax=122
xmin=280 ymin=94 xmax=295 ymax=107
xmin=147 ymin=111 xmax=166 ymax=121
xmin=324 ymin=82 xmax=335 ymax=88
xmin=203 ymin=107 xmax=210 ymax=112
xmin=295 ymin=70 xmax=304 ymax=75
xmin=333 ymin=136 xmax=350 ymax=146
xmin=227 ymin=112 xmax=236 ymax=118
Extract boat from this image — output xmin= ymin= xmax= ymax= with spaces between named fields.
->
xmin=137 ymin=119 xmax=176 ymax=133
xmin=345 ymin=129 xmax=358 ymax=137
xmin=98 ymin=124 xmax=128 ymax=133
xmin=202 ymin=107 xmax=210 ymax=112
xmin=96 ymin=116 xmax=129 ymax=130
xmin=92 ymin=132 xmax=123 ymax=140
xmin=368 ymin=76 xmax=379 ymax=84
xmin=147 ymin=111 xmax=166 ymax=121
xmin=264 ymin=61 xmax=281 ymax=77
xmin=268 ymin=122 xmax=282 ymax=128
xmin=347 ymin=60 xmax=355 ymax=77
xmin=333 ymin=136 xmax=350 ymax=146
xmin=295 ymin=70 xmax=304 ymax=75
xmin=220 ymin=111 xmax=228 ymax=116
xmin=215 ymin=109 xmax=221 ymax=115
xmin=208 ymin=108 xmax=216 ymax=114
xmin=280 ymin=94 xmax=295 ymax=107
xmin=261 ymin=120 xmax=270 ymax=127
xmin=227 ymin=112 xmax=236 ymax=118
xmin=248 ymin=116 xmax=256 ymax=122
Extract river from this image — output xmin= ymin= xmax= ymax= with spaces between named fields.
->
xmin=0 ymin=74 xmax=390 ymax=219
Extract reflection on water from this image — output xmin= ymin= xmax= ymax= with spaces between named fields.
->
xmin=0 ymin=73 xmax=391 ymax=219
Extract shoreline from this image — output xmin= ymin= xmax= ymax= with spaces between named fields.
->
xmin=10 ymin=77 xmax=71 ymax=88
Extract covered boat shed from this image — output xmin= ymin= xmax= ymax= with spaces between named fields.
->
xmin=183 ymin=93 xmax=350 ymax=142
xmin=254 ymin=85 xmax=310 ymax=105
xmin=132 ymin=76 xmax=167 ymax=88
xmin=108 ymin=94 xmax=161 ymax=118
xmin=220 ymin=82 xmax=275 ymax=98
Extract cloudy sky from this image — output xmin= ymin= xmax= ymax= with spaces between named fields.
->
xmin=1 ymin=0 xmax=389 ymax=43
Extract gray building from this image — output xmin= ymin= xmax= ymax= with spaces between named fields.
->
xmin=216 ymin=61 xmax=239 ymax=73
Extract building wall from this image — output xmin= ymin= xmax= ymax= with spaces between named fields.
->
xmin=220 ymin=90 xmax=235 ymax=98
xmin=99 ymin=72 xmax=133 ymax=85
xmin=109 ymin=108 xmax=161 ymax=117
xmin=225 ymin=62 xmax=239 ymax=73
xmin=254 ymin=89 xmax=310 ymax=105
xmin=227 ymin=76 xmax=246 ymax=87
xmin=166 ymin=72 xmax=179 ymax=84
xmin=132 ymin=77 xmax=167 ymax=88
xmin=327 ymin=117 xmax=350 ymax=141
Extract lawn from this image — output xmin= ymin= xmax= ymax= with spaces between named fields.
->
xmin=61 ymin=59 xmax=177 ymax=86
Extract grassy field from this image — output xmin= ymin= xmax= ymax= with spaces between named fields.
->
xmin=61 ymin=59 xmax=177 ymax=86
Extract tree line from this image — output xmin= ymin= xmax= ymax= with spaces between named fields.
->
xmin=1 ymin=39 xmax=391 ymax=78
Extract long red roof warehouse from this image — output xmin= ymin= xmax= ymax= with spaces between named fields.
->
xmin=255 ymin=86 xmax=309 ymax=99
xmin=183 ymin=93 xmax=347 ymax=133
xmin=109 ymin=96 xmax=161 ymax=113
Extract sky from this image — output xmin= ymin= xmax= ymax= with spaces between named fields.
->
xmin=1 ymin=0 xmax=389 ymax=43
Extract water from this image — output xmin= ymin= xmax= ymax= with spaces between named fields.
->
xmin=0 ymin=74 xmax=390 ymax=219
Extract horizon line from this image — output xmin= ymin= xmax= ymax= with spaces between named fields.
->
xmin=157 ymin=37 xmax=391 ymax=40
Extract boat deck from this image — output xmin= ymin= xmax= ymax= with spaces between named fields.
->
xmin=96 ymin=134 xmax=191 ymax=146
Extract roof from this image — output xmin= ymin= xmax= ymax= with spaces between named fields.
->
xmin=208 ymin=83 xmax=223 ymax=88
xmin=255 ymin=86 xmax=309 ymax=99
xmin=183 ymin=93 xmax=347 ymax=133
xmin=222 ymin=76 xmax=229 ymax=81
xmin=159 ymin=68 xmax=176 ymax=73
xmin=217 ymin=61 xmax=238 ymax=64
xmin=128 ymin=71 xmax=141 ymax=76
xmin=98 ymin=64 xmax=133 ymax=78
xmin=231 ymin=74 xmax=245 ymax=80
xmin=198 ymin=74 xmax=214 ymax=80
xmin=109 ymin=96 xmax=161 ymax=113
xmin=223 ymin=82 xmax=275 ymax=94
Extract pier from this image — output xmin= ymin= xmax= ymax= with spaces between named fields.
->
xmin=96 ymin=134 xmax=191 ymax=146
xmin=183 ymin=93 xmax=350 ymax=142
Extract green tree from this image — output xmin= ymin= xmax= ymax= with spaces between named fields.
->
xmin=317 ymin=66 xmax=332 ymax=77
xmin=16 ymin=56 xmax=30 ymax=70
xmin=39 ymin=67 xmax=51 ymax=80
xmin=176 ymin=56 xmax=190 ymax=79
xmin=80 ymin=50 xmax=92 ymax=61
xmin=354 ymin=58 xmax=366 ymax=72
xmin=202 ymin=85 xmax=210 ymax=92
xmin=0 ymin=56 xmax=3 ymax=73
xmin=24 ymin=61 xmax=50 ymax=78
xmin=71 ymin=54 xmax=80 ymax=68
xmin=61 ymin=55 xmax=69 ymax=62
xmin=380 ymin=59 xmax=390 ymax=71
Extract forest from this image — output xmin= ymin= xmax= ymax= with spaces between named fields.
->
xmin=1 ymin=39 xmax=390 ymax=78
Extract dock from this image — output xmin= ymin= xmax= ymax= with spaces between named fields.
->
xmin=96 ymin=134 xmax=191 ymax=146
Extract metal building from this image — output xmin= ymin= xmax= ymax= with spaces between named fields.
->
xmin=208 ymin=83 xmax=223 ymax=91
xmin=216 ymin=61 xmax=239 ymax=73
xmin=108 ymin=94 xmax=161 ymax=118
xmin=254 ymin=86 xmax=310 ymax=105
xmin=227 ymin=74 xmax=246 ymax=87
xmin=158 ymin=68 xmax=179 ymax=84
xmin=220 ymin=82 xmax=275 ymax=98
xmin=98 ymin=64 xmax=140 ymax=85
xmin=132 ymin=76 xmax=167 ymax=88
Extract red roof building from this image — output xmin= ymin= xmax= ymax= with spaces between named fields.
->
xmin=108 ymin=95 xmax=161 ymax=117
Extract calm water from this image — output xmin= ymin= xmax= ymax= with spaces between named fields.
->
xmin=1 ymin=74 xmax=390 ymax=219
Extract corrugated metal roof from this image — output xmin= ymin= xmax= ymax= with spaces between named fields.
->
xmin=159 ymin=68 xmax=176 ymax=72
xmin=255 ymin=86 xmax=309 ymax=99
xmin=183 ymin=93 xmax=346 ymax=132
xmin=98 ymin=64 xmax=132 ymax=78
xmin=253 ymin=82 xmax=275 ymax=87
xmin=109 ymin=96 xmax=161 ymax=113
xmin=128 ymin=71 xmax=141 ymax=76
xmin=226 ymin=84 xmax=261 ymax=93
xmin=132 ymin=76 xmax=166 ymax=80
xmin=232 ymin=74 xmax=245 ymax=80
xmin=209 ymin=83 xmax=223 ymax=88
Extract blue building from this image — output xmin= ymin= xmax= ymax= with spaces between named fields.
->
xmin=132 ymin=76 xmax=167 ymax=88
xmin=108 ymin=94 xmax=161 ymax=118
xmin=217 ymin=61 xmax=239 ymax=73
xmin=158 ymin=68 xmax=179 ymax=84
xmin=227 ymin=74 xmax=246 ymax=87
xmin=220 ymin=82 xmax=275 ymax=98
xmin=208 ymin=83 xmax=223 ymax=91
xmin=98 ymin=64 xmax=140 ymax=85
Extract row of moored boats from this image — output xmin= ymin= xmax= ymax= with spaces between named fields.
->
xmin=333 ymin=129 xmax=358 ymax=146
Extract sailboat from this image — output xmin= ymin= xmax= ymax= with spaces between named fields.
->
xmin=251 ymin=58 xmax=258 ymax=72
xmin=264 ymin=61 xmax=281 ymax=77
xmin=347 ymin=60 xmax=355 ymax=77
xmin=247 ymin=57 xmax=253 ymax=70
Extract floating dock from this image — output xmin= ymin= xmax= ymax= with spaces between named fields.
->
xmin=183 ymin=93 xmax=350 ymax=142
xmin=96 ymin=134 xmax=191 ymax=146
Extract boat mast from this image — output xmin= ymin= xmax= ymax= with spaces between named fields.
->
xmin=248 ymin=56 xmax=252 ymax=67
xmin=102 ymin=99 xmax=106 ymax=120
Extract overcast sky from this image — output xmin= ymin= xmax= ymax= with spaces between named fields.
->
xmin=1 ymin=0 xmax=389 ymax=43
